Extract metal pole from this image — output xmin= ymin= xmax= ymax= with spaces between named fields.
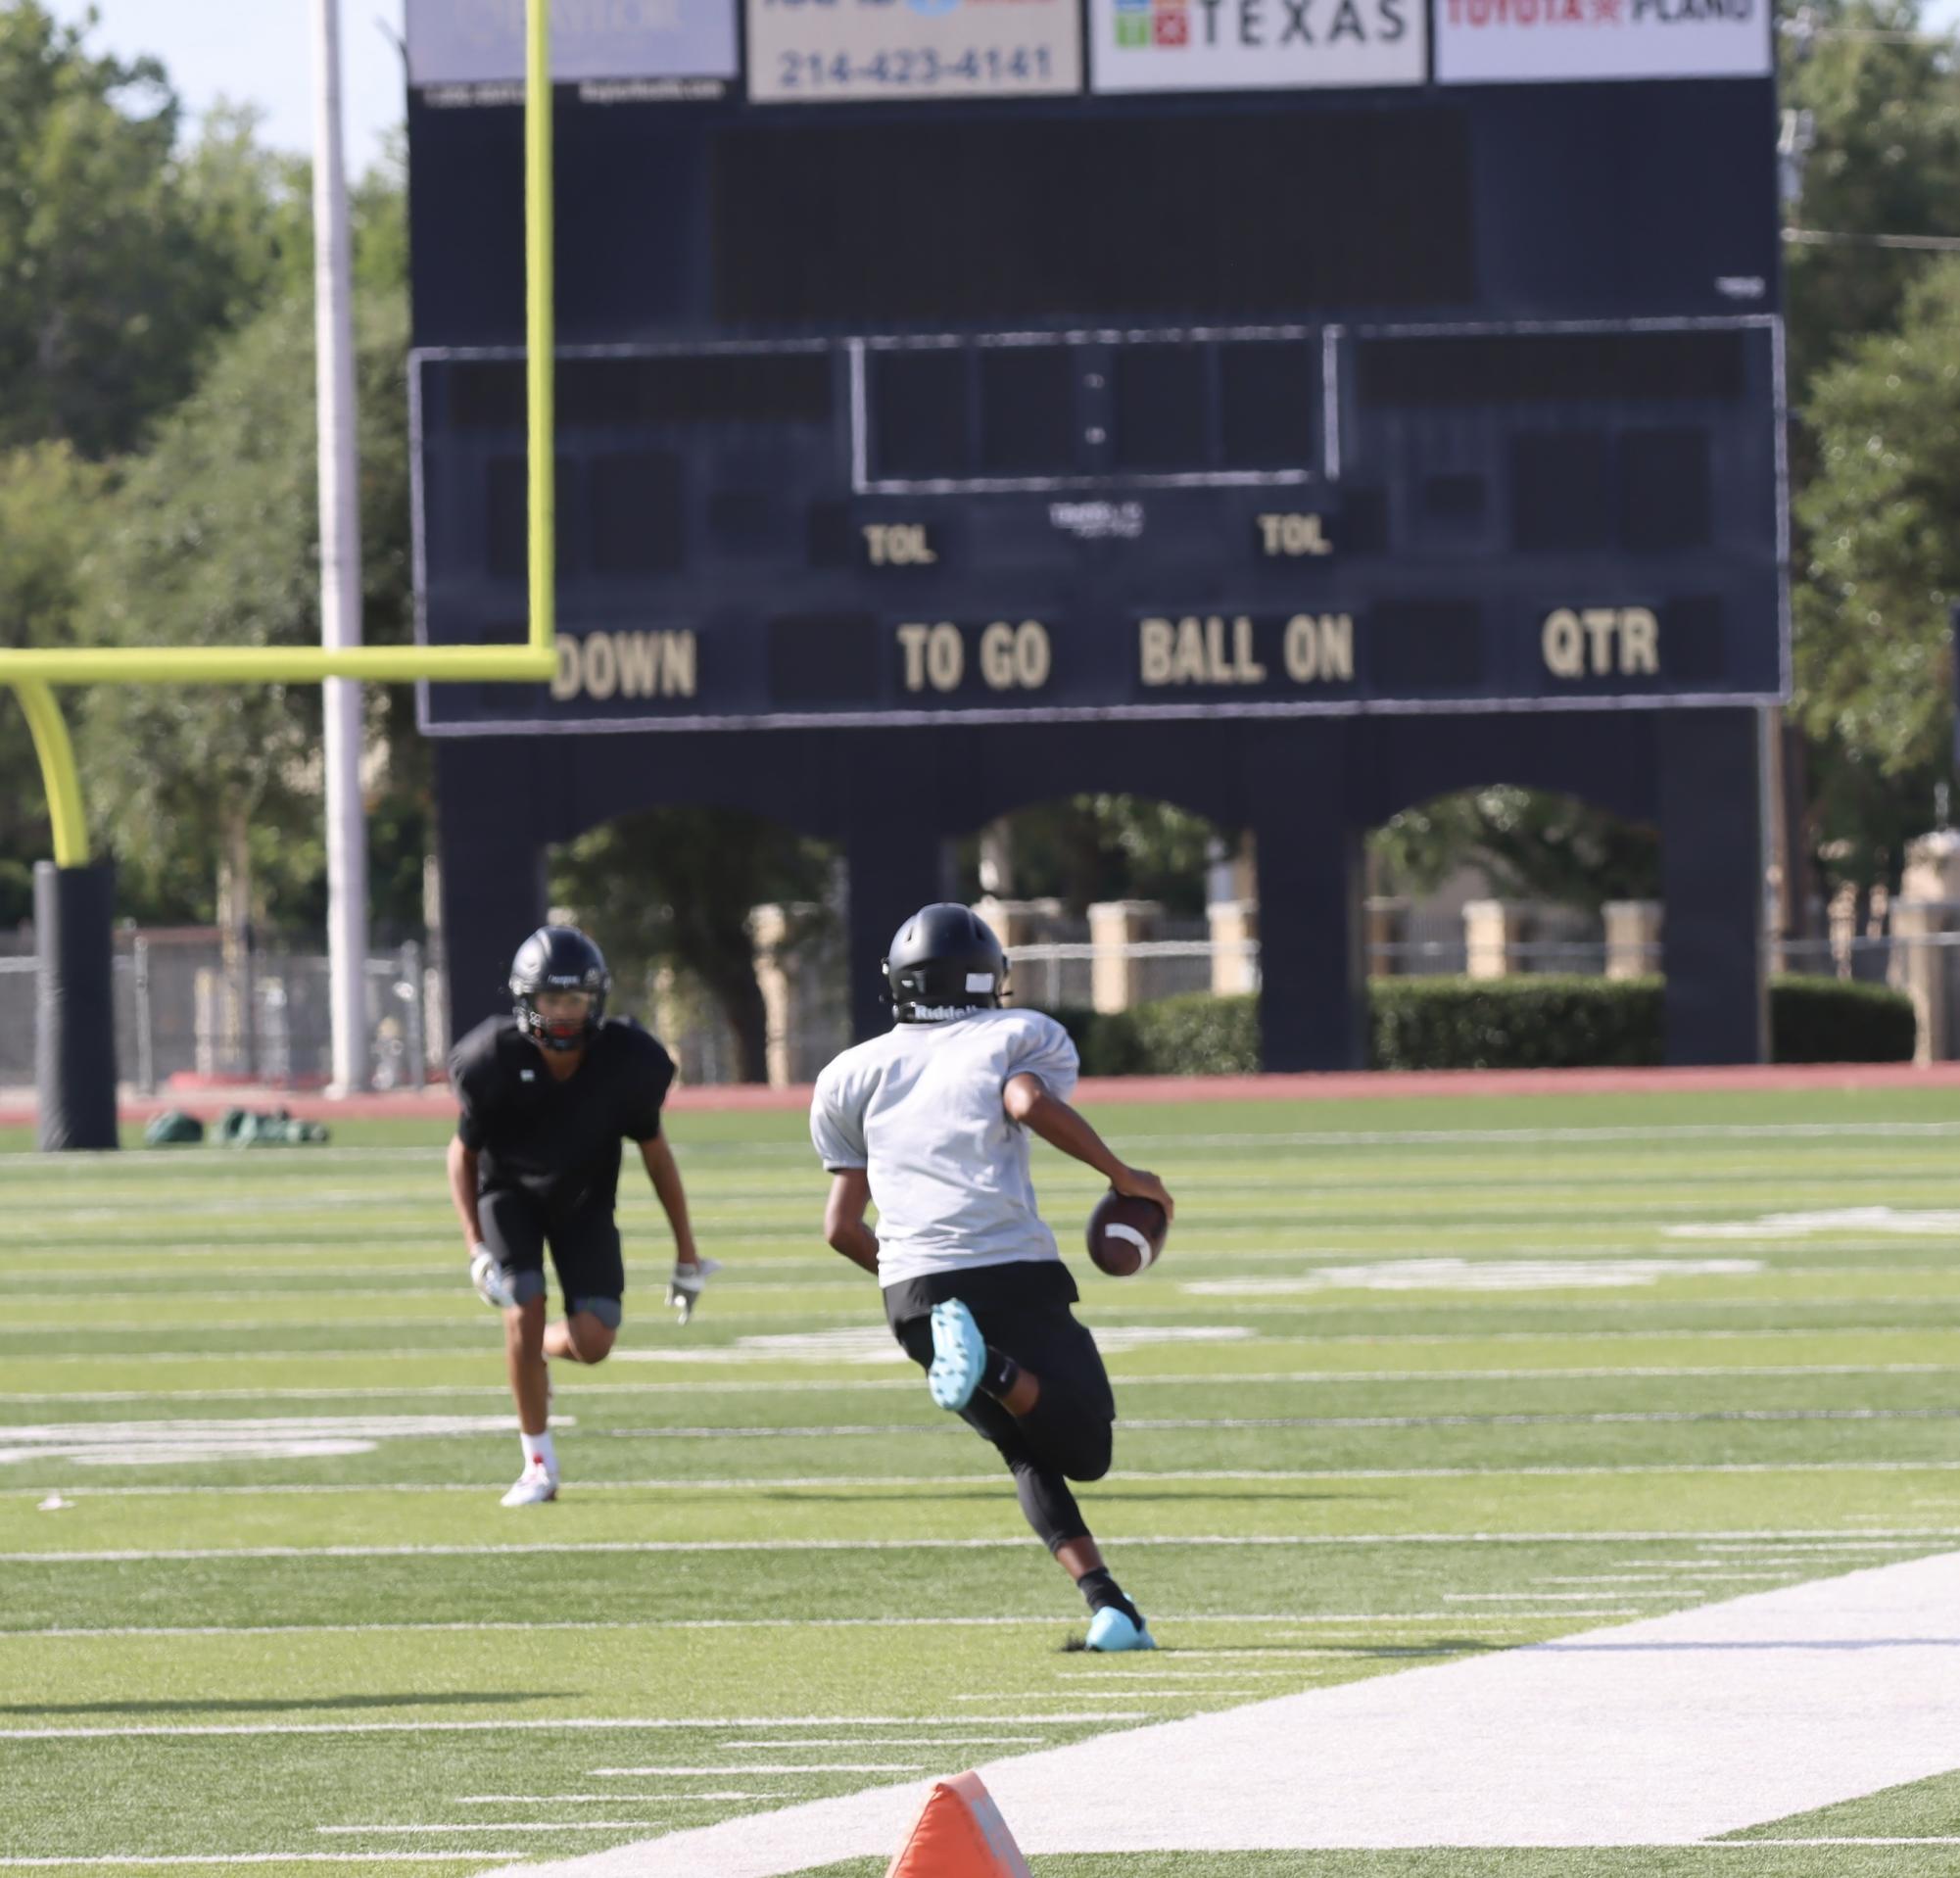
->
xmin=133 ymin=936 xmax=154 ymax=1097
xmin=312 ymin=0 xmax=368 ymax=1095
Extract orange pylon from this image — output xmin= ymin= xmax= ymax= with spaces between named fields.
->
xmin=884 ymin=1770 xmax=1034 ymax=1877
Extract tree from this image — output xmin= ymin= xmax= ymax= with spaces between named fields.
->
xmin=1369 ymin=789 xmax=1659 ymax=910
xmin=550 ymin=809 xmax=838 ymax=1084
xmin=0 ymin=439 xmax=110 ymax=923
xmin=1781 ymin=0 xmax=1960 ymax=400
xmin=76 ymin=273 xmax=415 ymax=938
xmin=957 ymin=796 xmax=1224 ymax=916
xmin=0 ymin=3 xmax=306 ymax=458
xmin=1791 ymin=258 xmax=1960 ymax=897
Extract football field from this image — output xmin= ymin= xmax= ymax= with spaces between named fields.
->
xmin=4 ymin=1086 xmax=1960 ymax=1876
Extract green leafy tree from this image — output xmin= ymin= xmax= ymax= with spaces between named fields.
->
xmin=551 ymin=809 xmax=838 ymax=1084
xmin=0 ymin=3 xmax=306 ymax=457
xmin=76 ymin=269 xmax=416 ymax=937
xmin=962 ymin=795 xmax=1223 ymax=916
xmin=1781 ymin=0 xmax=1960 ymax=400
xmin=1369 ymin=789 xmax=1659 ymax=910
xmin=1792 ymin=258 xmax=1960 ymax=895
xmin=0 ymin=439 xmax=110 ymax=923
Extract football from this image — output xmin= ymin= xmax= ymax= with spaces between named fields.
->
xmin=1085 ymin=1189 xmax=1169 ymax=1277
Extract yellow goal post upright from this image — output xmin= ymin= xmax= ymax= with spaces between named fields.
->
xmin=4 ymin=0 xmax=559 ymax=1149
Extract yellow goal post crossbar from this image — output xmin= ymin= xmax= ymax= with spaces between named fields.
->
xmin=2 ymin=0 xmax=558 ymax=866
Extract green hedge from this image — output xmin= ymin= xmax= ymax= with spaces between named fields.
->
xmin=1045 ymin=973 xmax=1916 ymax=1075
xmin=1770 ymin=974 xmax=1918 ymax=1064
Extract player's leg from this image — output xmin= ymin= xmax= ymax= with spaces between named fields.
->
xmin=480 ymin=1191 xmax=556 ymax=1506
xmin=543 ymin=1206 xmax=624 ymax=1367
xmin=962 ymin=1289 xmax=1150 ymax=1647
xmin=891 ymin=1295 xmax=1151 ymax=1648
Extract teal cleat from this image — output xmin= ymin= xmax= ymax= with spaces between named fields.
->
xmin=1085 ymin=1607 xmax=1157 ymax=1653
xmin=927 ymin=1299 xmax=986 ymax=1411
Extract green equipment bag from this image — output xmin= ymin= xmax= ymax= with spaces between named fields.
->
xmin=143 ymin=1110 xmax=206 ymax=1147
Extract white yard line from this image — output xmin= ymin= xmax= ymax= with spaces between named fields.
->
xmin=9 ymin=1358 xmax=1954 ymax=1385
xmin=0 ymin=1857 xmax=532 ymax=1867
xmin=5 ymin=1613 xmax=1643 ymax=1641
xmin=487 ymin=1550 xmax=1960 ymax=1873
xmin=0 ymin=1713 xmax=1147 ymax=1742
xmin=6 ymin=1528 xmax=1953 ymax=1565
xmin=458 ymin=1795 xmax=780 ymax=1805
xmin=319 ymin=1824 xmax=663 ymax=1835
xmin=22 ymin=1460 xmax=1960 ymax=1498
xmin=580 ymin=1764 xmax=923 ymax=1776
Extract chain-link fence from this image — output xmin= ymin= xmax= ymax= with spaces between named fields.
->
xmin=0 ymin=936 xmax=435 ymax=1093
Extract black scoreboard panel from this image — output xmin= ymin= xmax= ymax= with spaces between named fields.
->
xmin=410 ymin=77 xmax=1786 ymax=735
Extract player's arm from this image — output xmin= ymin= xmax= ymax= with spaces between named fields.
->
xmin=1003 ymin=1073 xmax=1174 ymax=1221
xmin=640 ymin=1134 xmax=700 ymax=1266
xmin=823 ymin=1169 xmax=881 ymax=1275
xmin=447 ymin=1135 xmax=485 ymax=1252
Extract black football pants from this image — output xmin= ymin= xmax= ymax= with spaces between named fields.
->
xmin=884 ymin=1260 xmax=1117 ymax=1554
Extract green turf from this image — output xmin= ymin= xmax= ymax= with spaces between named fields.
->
xmin=3 ymin=1086 xmax=1957 ymax=1872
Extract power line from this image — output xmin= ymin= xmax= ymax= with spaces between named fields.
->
xmin=1786 ymin=227 xmax=1960 ymax=251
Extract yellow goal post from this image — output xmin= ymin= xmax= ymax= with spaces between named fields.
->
xmin=2 ymin=0 xmax=560 ymax=867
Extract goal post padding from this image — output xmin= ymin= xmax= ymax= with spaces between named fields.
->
xmin=34 ymin=860 xmax=119 ymax=1152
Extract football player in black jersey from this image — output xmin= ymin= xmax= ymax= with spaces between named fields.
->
xmin=447 ymin=926 xmax=717 ymax=1506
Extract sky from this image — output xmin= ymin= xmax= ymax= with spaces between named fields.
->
xmin=45 ymin=0 xmax=408 ymax=174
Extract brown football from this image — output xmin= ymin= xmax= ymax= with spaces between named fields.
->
xmin=1085 ymin=1189 xmax=1169 ymax=1277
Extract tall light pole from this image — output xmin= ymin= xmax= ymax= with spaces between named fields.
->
xmin=312 ymin=0 xmax=368 ymax=1094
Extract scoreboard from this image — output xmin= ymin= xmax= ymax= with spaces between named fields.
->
xmin=406 ymin=1 xmax=1786 ymax=738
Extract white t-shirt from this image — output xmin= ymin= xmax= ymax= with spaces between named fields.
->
xmin=810 ymin=1008 xmax=1081 ymax=1287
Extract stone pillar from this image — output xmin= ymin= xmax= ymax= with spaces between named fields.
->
xmin=1363 ymin=896 xmax=1410 ymax=978
xmin=1088 ymin=899 xmax=1160 ymax=1014
xmin=1462 ymin=900 xmax=1527 ymax=980
xmin=972 ymin=896 xmax=1064 ymax=950
xmin=750 ymin=903 xmax=796 ymax=1089
xmin=1888 ymin=828 xmax=1960 ymax=1063
xmin=1208 ymin=900 xmax=1259 ymax=995
xmin=1603 ymin=900 xmax=1663 ymax=981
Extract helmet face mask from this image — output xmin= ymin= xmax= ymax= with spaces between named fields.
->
xmin=883 ymin=903 xmax=1009 ymax=1024
xmin=510 ymin=927 xmax=611 ymax=1053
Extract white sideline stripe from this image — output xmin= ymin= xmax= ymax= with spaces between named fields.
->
xmin=9 ymin=1528 xmax=1953 ymax=1565
xmin=0 ymin=1857 xmax=533 ymax=1867
xmin=26 ymin=1459 xmax=1960 ymax=1498
xmin=718 ymin=1738 xmax=1044 ymax=1748
xmin=10 ymin=1358 xmax=1954 ymax=1387
xmin=320 ymin=1824 xmax=664 ymax=1835
xmin=0 ymin=1713 xmax=1147 ymax=1741
xmin=459 ymin=1795 xmax=780 ymax=1805
xmin=9 ymin=1613 xmax=1646 ymax=1640
xmin=581 ymin=1765 xmax=924 ymax=1776
xmin=487 ymin=1550 xmax=1960 ymax=1872
xmin=1705 ymin=1838 xmax=1960 ymax=1847
xmin=9 ymin=1324 xmax=1959 ymax=1402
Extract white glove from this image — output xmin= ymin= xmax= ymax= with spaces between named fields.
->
xmin=469 ymin=1243 xmax=517 ymax=1310
xmin=666 ymin=1256 xmax=723 ymax=1324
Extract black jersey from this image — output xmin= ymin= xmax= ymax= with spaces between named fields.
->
xmin=449 ymin=1015 xmax=675 ymax=1214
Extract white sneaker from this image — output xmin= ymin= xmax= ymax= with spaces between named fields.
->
xmin=500 ymin=1462 xmax=558 ymax=1508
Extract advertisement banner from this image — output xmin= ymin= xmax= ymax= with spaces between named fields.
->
xmin=745 ymin=0 xmax=1082 ymax=105
xmin=1435 ymin=0 xmax=1771 ymax=84
xmin=1087 ymin=0 xmax=1424 ymax=93
xmin=406 ymin=0 xmax=740 ymax=86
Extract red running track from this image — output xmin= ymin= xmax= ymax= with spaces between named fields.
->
xmin=4 ymin=1060 xmax=1959 ymax=1132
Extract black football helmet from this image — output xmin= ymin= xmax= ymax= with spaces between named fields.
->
xmin=883 ymin=903 xmax=1008 ymax=1024
xmin=510 ymin=926 xmax=610 ymax=1052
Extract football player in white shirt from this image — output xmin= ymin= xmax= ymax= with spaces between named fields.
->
xmin=811 ymin=903 xmax=1174 ymax=1651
